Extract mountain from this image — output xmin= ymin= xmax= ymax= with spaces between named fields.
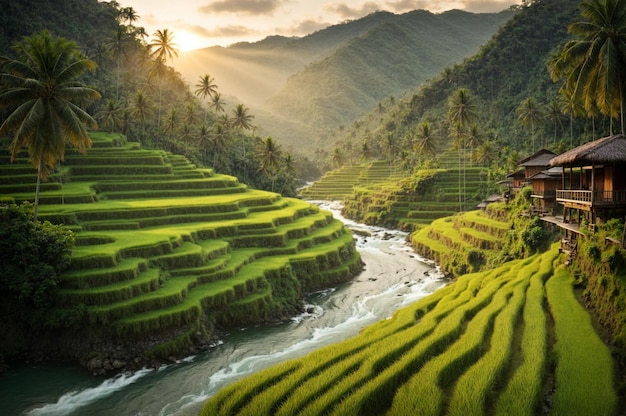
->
xmin=324 ymin=0 xmax=587 ymax=170
xmin=175 ymin=9 xmax=516 ymax=153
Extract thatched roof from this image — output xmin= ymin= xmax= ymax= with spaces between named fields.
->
xmin=519 ymin=149 xmax=556 ymax=167
xmin=550 ymin=134 xmax=626 ymax=167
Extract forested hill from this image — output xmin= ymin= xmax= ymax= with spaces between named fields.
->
xmin=325 ymin=0 xmax=586 ymax=170
xmin=175 ymin=9 xmax=516 ymax=153
xmin=0 ymin=0 xmax=118 ymax=52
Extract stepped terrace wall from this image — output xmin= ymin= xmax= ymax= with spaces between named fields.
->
xmin=0 ymin=133 xmax=362 ymax=372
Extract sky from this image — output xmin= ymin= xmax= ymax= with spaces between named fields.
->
xmin=123 ymin=0 xmax=522 ymax=51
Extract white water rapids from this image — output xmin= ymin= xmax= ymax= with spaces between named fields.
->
xmin=1 ymin=201 xmax=446 ymax=416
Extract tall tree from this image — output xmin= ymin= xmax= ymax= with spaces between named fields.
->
xmin=106 ymin=25 xmax=134 ymax=100
xmin=148 ymin=29 xmax=178 ymax=64
xmin=210 ymin=92 xmax=226 ymax=115
xmin=0 ymin=31 xmax=100 ymax=221
xmin=448 ymin=88 xmax=478 ymax=211
xmin=195 ymin=74 xmax=218 ymax=101
xmin=517 ymin=97 xmax=545 ymax=151
xmin=414 ymin=122 xmax=438 ymax=159
xmin=549 ymin=0 xmax=626 ymax=134
xmin=257 ymin=137 xmax=283 ymax=191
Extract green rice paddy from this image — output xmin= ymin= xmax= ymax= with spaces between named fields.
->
xmin=0 ymin=132 xmax=362 ymax=356
xmin=199 ymin=209 xmax=618 ymax=416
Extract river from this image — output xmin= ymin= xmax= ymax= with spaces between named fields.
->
xmin=0 ymin=201 xmax=445 ymax=416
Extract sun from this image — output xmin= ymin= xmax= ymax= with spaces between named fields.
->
xmin=176 ymin=31 xmax=205 ymax=52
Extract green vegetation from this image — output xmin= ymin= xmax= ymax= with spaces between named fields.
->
xmin=0 ymin=132 xmax=361 ymax=365
xmin=200 ymin=244 xmax=617 ymax=415
xmin=0 ymin=203 xmax=75 ymax=358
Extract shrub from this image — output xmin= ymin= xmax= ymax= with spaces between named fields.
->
xmin=0 ymin=203 xmax=75 ymax=357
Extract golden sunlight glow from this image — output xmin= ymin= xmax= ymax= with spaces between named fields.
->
xmin=176 ymin=31 xmax=205 ymax=52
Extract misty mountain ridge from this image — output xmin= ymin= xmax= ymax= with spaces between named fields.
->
xmin=175 ymin=8 xmax=517 ymax=153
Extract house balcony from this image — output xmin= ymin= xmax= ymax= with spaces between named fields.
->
xmin=556 ymin=189 xmax=626 ymax=207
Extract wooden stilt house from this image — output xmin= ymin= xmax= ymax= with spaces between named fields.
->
xmin=549 ymin=134 xmax=626 ymax=229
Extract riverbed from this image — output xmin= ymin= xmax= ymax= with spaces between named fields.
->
xmin=0 ymin=201 xmax=445 ymax=416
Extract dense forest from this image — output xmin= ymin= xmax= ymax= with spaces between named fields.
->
xmin=318 ymin=0 xmax=603 ymax=175
xmin=0 ymin=0 xmax=312 ymax=194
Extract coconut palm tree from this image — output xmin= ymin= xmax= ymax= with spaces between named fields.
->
xmin=414 ymin=121 xmax=438 ymax=159
xmin=163 ymin=108 xmax=178 ymax=141
xmin=231 ymin=103 xmax=254 ymax=131
xmin=546 ymin=99 xmax=566 ymax=144
xmin=98 ymin=98 xmax=122 ymax=133
xmin=106 ymin=25 xmax=134 ymax=100
xmin=195 ymin=74 xmax=218 ymax=101
xmin=0 ymin=30 xmax=100 ymax=221
xmin=516 ymin=97 xmax=545 ymax=151
xmin=448 ymin=88 xmax=478 ymax=212
xmin=130 ymin=90 xmax=151 ymax=138
xmin=148 ymin=29 xmax=178 ymax=64
xmin=257 ymin=137 xmax=282 ymax=191
xmin=212 ymin=123 xmax=229 ymax=169
xmin=210 ymin=92 xmax=226 ymax=115
xmin=232 ymin=103 xmax=254 ymax=163
xmin=197 ymin=125 xmax=212 ymax=162
xmin=549 ymin=0 xmax=626 ymax=134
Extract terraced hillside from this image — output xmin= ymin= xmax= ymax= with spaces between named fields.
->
xmin=342 ymin=167 xmax=486 ymax=231
xmin=411 ymin=209 xmax=509 ymax=275
xmin=0 ymin=133 xmax=362 ymax=363
xmin=200 ymin=243 xmax=617 ymax=415
xmin=299 ymin=160 xmax=399 ymax=201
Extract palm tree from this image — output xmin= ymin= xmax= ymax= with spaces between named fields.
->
xmin=130 ymin=90 xmax=151 ymax=138
xmin=106 ymin=25 xmax=134 ymax=100
xmin=148 ymin=29 xmax=179 ymax=64
xmin=98 ymin=99 xmax=122 ymax=133
xmin=516 ymin=97 xmax=545 ymax=151
xmin=257 ymin=137 xmax=283 ymax=191
xmin=210 ymin=92 xmax=226 ymax=115
xmin=195 ymin=74 xmax=218 ymax=101
xmin=0 ymin=31 xmax=100 ymax=221
xmin=559 ymin=88 xmax=585 ymax=146
xmin=232 ymin=103 xmax=254 ymax=161
xmin=212 ymin=123 xmax=229 ymax=168
xmin=231 ymin=103 xmax=254 ymax=131
xmin=197 ymin=125 xmax=212 ymax=163
xmin=414 ymin=122 xmax=438 ymax=159
xmin=163 ymin=108 xmax=178 ymax=141
xmin=549 ymin=0 xmax=626 ymax=134
xmin=546 ymin=99 xmax=566 ymax=144
xmin=119 ymin=7 xmax=139 ymax=27
xmin=448 ymin=88 xmax=478 ymax=211
xmin=465 ymin=124 xmax=483 ymax=165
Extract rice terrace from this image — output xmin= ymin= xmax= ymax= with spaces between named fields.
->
xmin=2 ymin=0 xmax=626 ymax=414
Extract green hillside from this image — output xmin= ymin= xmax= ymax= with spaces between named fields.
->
xmin=200 ymin=222 xmax=617 ymax=415
xmin=177 ymin=9 xmax=515 ymax=153
xmin=324 ymin=0 xmax=592 ymax=174
xmin=0 ymin=133 xmax=362 ymax=368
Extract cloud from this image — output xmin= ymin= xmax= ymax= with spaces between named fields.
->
xmin=457 ymin=0 xmax=520 ymax=13
xmin=324 ymin=2 xmax=381 ymax=19
xmin=280 ymin=18 xmax=332 ymax=36
xmin=385 ymin=0 xmax=520 ymax=13
xmin=385 ymin=0 xmax=432 ymax=13
xmin=199 ymin=0 xmax=285 ymax=15
xmin=185 ymin=24 xmax=258 ymax=38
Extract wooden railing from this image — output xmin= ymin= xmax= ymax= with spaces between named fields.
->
xmin=556 ymin=189 xmax=626 ymax=205
xmin=531 ymin=190 xmax=556 ymax=198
